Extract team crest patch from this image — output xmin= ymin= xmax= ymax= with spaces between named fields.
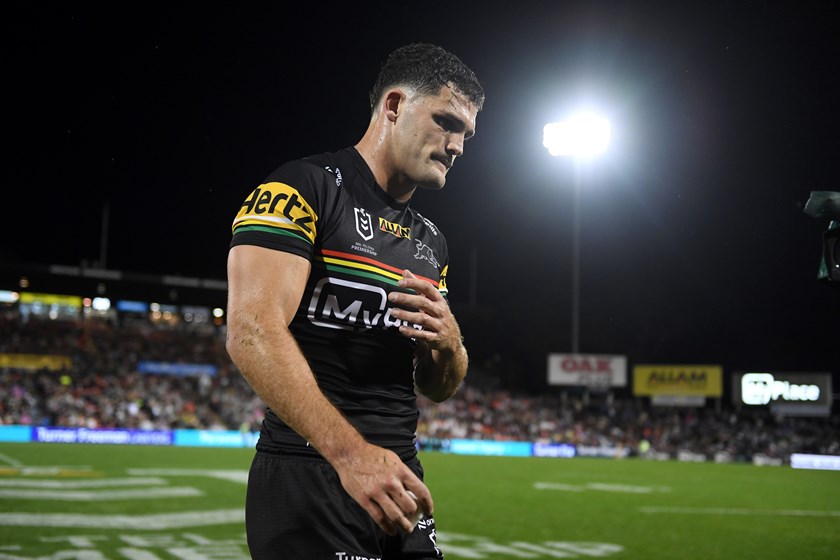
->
xmin=414 ymin=240 xmax=440 ymax=268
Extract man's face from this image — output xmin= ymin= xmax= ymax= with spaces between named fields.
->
xmin=393 ymin=84 xmax=478 ymax=190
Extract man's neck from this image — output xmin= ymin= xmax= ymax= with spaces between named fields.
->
xmin=354 ymin=136 xmax=415 ymax=203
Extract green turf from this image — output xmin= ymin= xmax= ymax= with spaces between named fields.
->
xmin=1 ymin=443 xmax=838 ymax=559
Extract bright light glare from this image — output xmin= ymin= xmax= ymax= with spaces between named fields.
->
xmin=543 ymin=113 xmax=611 ymax=157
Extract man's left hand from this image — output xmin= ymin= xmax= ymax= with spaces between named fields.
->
xmin=387 ymin=269 xmax=462 ymax=352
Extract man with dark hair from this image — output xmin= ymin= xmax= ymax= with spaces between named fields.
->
xmin=368 ymin=43 xmax=485 ymax=113
xmin=226 ymin=42 xmax=484 ymax=557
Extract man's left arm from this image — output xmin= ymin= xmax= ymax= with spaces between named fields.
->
xmin=387 ymin=269 xmax=468 ymax=402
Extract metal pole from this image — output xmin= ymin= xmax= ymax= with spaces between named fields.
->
xmin=571 ymin=160 xmax=581 ymax=355
xmin=99 ymin=201 xmax=110 ymax=269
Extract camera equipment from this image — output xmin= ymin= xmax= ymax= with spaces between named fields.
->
xmin=803 ymin=191 xmax=840 ymax=282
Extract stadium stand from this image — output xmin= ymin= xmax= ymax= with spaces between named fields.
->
xmin=1 ymin=300 xmax=837 ymax=464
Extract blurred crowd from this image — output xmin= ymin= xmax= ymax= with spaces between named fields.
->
xmin=416 ymin=386 xmax=840 ymax=462
xmin=2 ymin=307 xmax=838 ymax=463
xmin=0 ymin=309 xmax=264 ymax=432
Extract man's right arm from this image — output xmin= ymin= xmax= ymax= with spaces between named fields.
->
xmin=225 ymin=244 xmax=432 ymax=534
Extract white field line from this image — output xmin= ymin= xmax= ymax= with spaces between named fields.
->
xmin=0 ymin=509 xmax=244 ymax=529
xmin=0 ymin=477 xmax=167 ymax=488
xmin=534 ymin=481 xmax=669 ymax=494
xmin=0 ymin=453 xmax=24 ymax=468
xmin=639 ymin=506 xmax=840 ymax=517
xmin=533 ymin=482 xmax=585 ymax=492
xmin=586 ymin=483 xmax=663 ymax=494
xmin=0 ymin=487 xmax=203 ymax=501
xmin=127 ymin=468 xmax=248 ymax=484
xmin=5 ymin=466 xmax=94 ymax=474
xmin=0 ymin=454 xmax=92 ymax=473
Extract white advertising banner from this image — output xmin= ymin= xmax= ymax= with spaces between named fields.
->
xmin=547 ymin=354 xmax=628 ymax=387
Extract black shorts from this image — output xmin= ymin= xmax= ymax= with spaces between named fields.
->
xmin=245 ymin=450 xmax=443 ymax=559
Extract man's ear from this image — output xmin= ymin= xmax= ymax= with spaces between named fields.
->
xmin=383 ymin=89 xmax=407 ymax=123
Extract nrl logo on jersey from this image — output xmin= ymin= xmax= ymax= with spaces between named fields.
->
xmin=355 ymin=207 xmax=374 ymax=241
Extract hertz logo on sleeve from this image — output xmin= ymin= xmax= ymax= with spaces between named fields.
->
xmin=378 ymin=217 xmax=411 ymax=239
xmin=232 ymin=182 xmax=318 ymax=244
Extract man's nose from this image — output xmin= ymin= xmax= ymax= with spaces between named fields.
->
xmin=446 ymin=134 xmax=464 ymax=157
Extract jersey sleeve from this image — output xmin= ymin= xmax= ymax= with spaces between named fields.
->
xmin=229 ymin=160 xmax=327 ymax=261
xmin=438 ymin=263 xmax=450 ymax=300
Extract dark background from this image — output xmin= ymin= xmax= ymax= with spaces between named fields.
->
xmin=2 ymin=2 xmax=838 ymax=392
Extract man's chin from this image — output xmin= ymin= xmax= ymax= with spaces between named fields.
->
xmin=416 ymin=173 xmax=447 ymax=190
xmin=417 ymin=180 xmax=446 ymax=191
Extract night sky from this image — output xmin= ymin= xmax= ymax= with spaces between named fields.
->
xmin=3 ymin=2 xmax=838 ymax=391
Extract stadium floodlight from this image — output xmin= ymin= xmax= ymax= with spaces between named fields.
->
xmin=543 ymin=113 xmax=611 ymax=157
xmin=0 ymin=290 xmax=19 ymax=303
xmin=543 ymin=111 xmax=611 ymax=356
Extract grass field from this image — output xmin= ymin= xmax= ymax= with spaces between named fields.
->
xmin=1 ymin=442 xmax=838 ymax=559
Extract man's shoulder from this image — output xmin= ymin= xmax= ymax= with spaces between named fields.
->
xmin=411 ymin=209 xmax=446 ymax=240
xmin=301 ymin=147 xmax=353 ymax=167
xmin=266 ymin=148 xmax=353 ymax=182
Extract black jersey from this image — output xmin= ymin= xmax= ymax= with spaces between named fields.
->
xmin=230 ymin=147 xmax=449 ymax=456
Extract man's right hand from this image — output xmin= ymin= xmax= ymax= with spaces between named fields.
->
xmin=332 ymin=442 xmax=434 ymax=535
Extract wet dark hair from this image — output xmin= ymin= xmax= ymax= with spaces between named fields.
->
xmin=368 ymin=43 xmax=485 ymax=113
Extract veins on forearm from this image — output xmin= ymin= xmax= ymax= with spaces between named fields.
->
xmin=415 ymin=344 xmax=467 ymax=402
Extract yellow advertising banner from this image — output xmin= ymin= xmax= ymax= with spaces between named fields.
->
xmin=633 ymin=364 xmax=723 ymax=397
xmin=18 ymin=292 xmax=82 ymax=307
xmin=0 ymin=354 xmax=72 ymax=371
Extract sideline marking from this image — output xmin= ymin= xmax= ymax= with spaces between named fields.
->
xmin=533 ymin=482 xmax=584 ymax=492
xmin=0 ymin=477 xmax=167 ymax=489
xmin=128 ymin=468 xmax=249 ymax=485
xmin=0 ymin=466 xmax=96 ymax=477
xmin=0 ymin=487 xmax=203 ymax=501
xmin=437 ymin=532 xmax=624 ymax=559
xmin=0 ymin=453 xmax=24 ymax=468
xmin=0 ymin=509 xmax=244 ymax=529
xmin=535 ymin=482 xmax=669 ymax=494
xmin=639 ymin=506 xmax=840 ymax=517
xmin=0 ymin=529 xmax=623 ymax=559
xmin=0 ymin=452 xmax=93 ymax=474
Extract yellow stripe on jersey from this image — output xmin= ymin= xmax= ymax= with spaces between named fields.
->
xmin=318 ymin=255 xmax=405 ymax=283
